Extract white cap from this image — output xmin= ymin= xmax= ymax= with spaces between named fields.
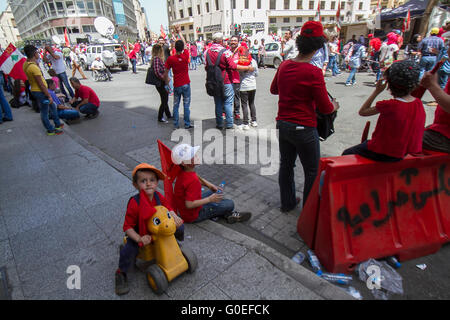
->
xmin=213 ymin=32 xmax=224 ymax=40
xmin=171 ymin=144 xmax=200 ymax=165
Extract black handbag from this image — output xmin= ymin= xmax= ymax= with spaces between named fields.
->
xmin=145 ymin=63 xmax=162 ymax=86
xmin=316 ymin=110 xmax=337 ymax=141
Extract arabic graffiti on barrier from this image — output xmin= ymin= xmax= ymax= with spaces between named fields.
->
xmin=337 ymin=164 xmax=450 ymax=236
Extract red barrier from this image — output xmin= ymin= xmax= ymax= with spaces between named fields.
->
xmin=297 ymin=151 xmax=450 ymax=274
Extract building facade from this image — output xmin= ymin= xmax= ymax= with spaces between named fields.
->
xmin=167 ymin=0 xmax=372 ymax=41
xmin=0 ymin=5 xmax=21 ymax=48
xmin=132 ymin=0 xmax=149 ymax=41
xmin=370 ymin=0 xmax=406 ymax=10
xmin=8 ymin=0 xmax=138 ymax=44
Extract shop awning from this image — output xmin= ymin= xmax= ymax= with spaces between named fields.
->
xmin=381 ymin=0 xmax=430 ymax=21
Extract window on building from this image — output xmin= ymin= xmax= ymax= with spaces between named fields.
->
xmin=206 ymin=2 xmax=209 ymax=12
xmin=55 ymin=1 xmax=64 ymax=14
xmin=189 ymin=25 xmax=193 ymax=30
xmin=270 ymin=0 xmax=276 ymax=10
xmin=188 ymin=7 xmax=192 ymax=16
xmin=321 ymin=17 xmax=325 ymax=22
xmin=330 ymin=17 xmax=334 ymax=21
xmin=86 ymin=1 xmax=95 ymax=14
xmin=331 ymin=1 xmax=335 ymax=9
xmin=245 ymin=0 xmax=249 ymax=9
xmin=48 ymin=2 xmax=56 ymax=15
xmin=181 ymin=26 xmax=184 ymax=31
xmin=284 ymin=0 xmax=290 ymax=9
xmin=320 ymin=1 xmax=325 ymax=9
xmin=82 ymin=25 xmax=95 ymax=33
xmin=309 ymin=17 xmax=314 ymax=21
xmin=95 ymin=1 xmax=101 ymax=13
xmin=309 ymin=1 xmax=314 ymax=10
xmin=197 ymin=4 xmax=201 ymax=14
xmin=56 ymin=27 xmax=64 ymax=35
xmin=232 ymin=0 xmax=236 ymax=9
xmin=179 ymin=9 xmax=184 ymax=18
xmin=269 ymin=17 xmax=276 ymax=23
xmin=358 ymin=2 xmax=363 ymax=10
xmin=215 ymin=0 xmax=219 ymax=10
xmin=283 ymin=17 xmax=290 ymax=23
xmin=66 ymin=1 xmax=75 ymax=14
xmin=341 ymin=1 xmax=345 ymax=9
xmin=297 ymin=0 xmax=303 ymax=9
xmin=296 ymin=17 xmax=302 ymax=22
xmin=257 ymin=0 xmax=262 ymax=9
xmin=77 ymin=1 xmax=86 ymax=14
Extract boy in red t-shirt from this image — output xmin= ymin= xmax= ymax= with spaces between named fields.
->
xmin=172 ymin=144 xmax=252 ymax=223
xmin=343 ymin=60 xmax=425 ymax=161
xmin=115 ymin=163 xmax=184 ymax=296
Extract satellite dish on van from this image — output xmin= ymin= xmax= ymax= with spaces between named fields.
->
xmin=94 ymin=17 xmax=115 ymax=38
xmin=52 ymin=35 xmax=62 ymax=45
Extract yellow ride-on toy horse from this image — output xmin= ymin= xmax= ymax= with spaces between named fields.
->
xmin=122 ymin=205 xmax=197 ymax=295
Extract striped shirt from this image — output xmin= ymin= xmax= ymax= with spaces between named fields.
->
xmin=418 ymin=36 xmax=444 ymax=56
xmin=152 ymin=56 xmax=165 ymax=79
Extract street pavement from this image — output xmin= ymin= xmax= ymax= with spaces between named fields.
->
xmin=0 ymin=61 xmax=449 ymax=300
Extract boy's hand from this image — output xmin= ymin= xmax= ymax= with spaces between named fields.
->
xmin=374 ymin=79 xmax=387 ymax=94
xmin=209 ymin=184 xmax=219 ymax=192
xmin=420 ymin=71 xmax=439 ymax=90
xmin=208 ymin=193 xmax=224 ymax=203
xmin=332 ymin=99 xmax=340 ymax=111
xmin=140 ymin=235 xmax=152 ymax=246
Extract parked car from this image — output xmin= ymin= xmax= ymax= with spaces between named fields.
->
xmin=263 ymin=42 xmax=283 ymax=69
xmin=85 ymin=43 xmax=129 ymax=71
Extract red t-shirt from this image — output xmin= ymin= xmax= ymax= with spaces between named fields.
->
xmin=271 ymin=60 xmax=335 ymax=127
xmin=174 ymin=170 xmax=202 ymax=223
xmin=75 ymin=85 xmax=100 ymax=107
xmin=122 ymin=191 xmax=173 ymax=233
xmin=231 ymin=51 xmax=241 ymax=84
xmin=427 ymin=81 xmax=450 ymax=139
xmin=204 ymin=44 xmax=237 ymax=85
xmin=165 ymin=49 xmax=190 ymax=88
xmin=368 ymin=98 xmax=426 ymax=158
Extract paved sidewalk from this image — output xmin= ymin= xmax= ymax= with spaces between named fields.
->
xmin=0 ymin=105 xmax=352 ymax=300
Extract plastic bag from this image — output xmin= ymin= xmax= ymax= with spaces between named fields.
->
xmin=358 ymin=258 xmax=403 ymax=300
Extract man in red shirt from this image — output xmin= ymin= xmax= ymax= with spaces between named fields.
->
xmin=368 ymin=33 xmax=382 ymax=83
xmin=163 ymin=25 xmax=192 ymax=129
xmin=69 ymin=77 xmax=100 ymax=119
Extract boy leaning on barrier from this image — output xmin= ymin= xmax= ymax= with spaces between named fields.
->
xmin=115 ymin=163 xmax=184 ymax=296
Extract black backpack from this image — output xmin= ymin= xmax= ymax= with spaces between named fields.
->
xmin=316 ymin=110 xmax=337 ymax=141
xmin=205 ymin=49 xmax=226 ymax=98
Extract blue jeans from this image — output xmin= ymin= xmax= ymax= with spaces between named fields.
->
xmin=342 ymin=141 xmax=402 ymax=162
xmin=190 ymin=56 xmax=197 ymax=70
xmin=79 ymin=103 xmax=98 ymax=116
xmin=419 ymin=56 xmax=437 ymax=79
xmin=195 ymin=190 xmax=235 ymax=222
xmin=32 ymin=91 xmax=61 ymax=131
xmin=0 ymin=85 xmax=13 ymax=123
xmin=277 ymin=121 xmax=320 ymax=209
xmin=130 ymin=59 xmax=137 ymax=73
xmin=346 ymin=66 xmax=357 ymax=84
xmin=213 ymin=84 xmax=234 ymax=128
xmin=57 ymin=108 xmax=80 ymax=120
xmin=173 ymin=84 xmax=191 ymax=128
xmin=328 ymin=55 xmax=339 ymax=76
xmin=57 ymin=71 xmax=74 ymax=99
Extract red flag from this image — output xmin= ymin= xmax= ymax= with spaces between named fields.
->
xmin=64 ymin=28 xmax=70 ymax=47
xmin=0 ymin=43 xmax=27 ymax=81
xmin=336 ymin=1 xmax=341 ymax=32
xmin=315 ymin=2 xmax=321 ymax=21
xmin=157 ymin=140 xmax=182 ymax=210
xmin=160 ymin=24 xmax=166 ymax=39
xmin=405 ymin=9 xmax=411 ymax=31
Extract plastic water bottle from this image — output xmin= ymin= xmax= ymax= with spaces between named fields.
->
xmin=42 ymin=99 xmax=50 ymax=105
xmin=317 ymin=271 xmax=353 ymax=285
xmin=291 ymin=252 xmax=306 ymax=265
xmin=386 ymin=256 xmax=401 ymax=269
xmin=345 ymin=286 xmax=362 ymax=300
xmin=307 ymin=250 xmax=322 ymax=273
xmin=216 ymin=181 xmax=225 ymax=194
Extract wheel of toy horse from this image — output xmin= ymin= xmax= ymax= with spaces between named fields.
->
xmin=181 ymin=247 xmax=197 ymax=274
xmin=146 ymin=264 xmax=168 ymax=295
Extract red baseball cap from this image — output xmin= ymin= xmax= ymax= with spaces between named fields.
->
xmin=368 ymin=34 xmax=374 ymax=38
xmin=300 ymin=21 xmax=325 ymax=38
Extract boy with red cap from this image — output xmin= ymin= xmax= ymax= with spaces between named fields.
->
xmin=115 ymin=163 xmax=184 ymax=296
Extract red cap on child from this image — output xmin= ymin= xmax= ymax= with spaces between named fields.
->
xmin=300 ymin=21 xmax=325 ymax=38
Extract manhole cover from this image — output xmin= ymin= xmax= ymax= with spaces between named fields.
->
xmin=0 ymin=266 xmax=11 ymax=300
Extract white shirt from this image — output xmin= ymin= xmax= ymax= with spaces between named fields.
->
xmin=283 ymin=39 xmax=298 ymax=60
xmin=69 ymin=51 xmax=79 ymax=64
xmin=91 ymin=60 xmax=105 ymax=69
xmin=47 ymin=51 xmax=66 ymax=74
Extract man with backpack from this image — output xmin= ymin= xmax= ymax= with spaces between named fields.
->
xmin=205 ymin=33 xmax=254 ymax=130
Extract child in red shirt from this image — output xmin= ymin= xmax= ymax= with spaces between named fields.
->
xmin=115 ymin=163 xmax=184 ymax=296
xmin=172 ymin=144 xmax=252 ymax=223
xmin=343 ymin=60 xmax=425 ymax=161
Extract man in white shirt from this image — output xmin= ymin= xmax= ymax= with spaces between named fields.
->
xmin=281 ymin=30 xmax=298 ymax=60
xmin=43 ymin=45 xmax=74 ymax=101
xmin=91 ymin=56 xmax=112 ymax=80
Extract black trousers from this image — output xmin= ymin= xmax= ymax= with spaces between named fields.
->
xmin=240 ymin=90 xmax=256 ymax=125
xmin=233 ymin=83 xmax=241 ymax=116
xmin=156 ymin=84 xmax=171 ymax=120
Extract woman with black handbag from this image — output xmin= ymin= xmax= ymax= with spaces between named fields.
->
xmin=149 ymin=44 xmax=171 ymax=123
xmin=270 ymin=21 xmax=339 ymax=212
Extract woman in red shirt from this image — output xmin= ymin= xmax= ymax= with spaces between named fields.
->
xmin=343 ymin=60 xmax=425 ymax=160
xmin=128 ymin=48 xmax=137 ymax=74
xmin=270 ymin=21 xmax=339 ymax=211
